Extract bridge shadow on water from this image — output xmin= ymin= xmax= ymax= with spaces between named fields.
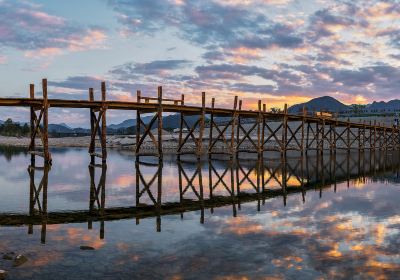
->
xmin=0 ymin=150 xmax=399 ymax=244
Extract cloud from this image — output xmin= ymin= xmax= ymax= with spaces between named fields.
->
xmin=0 ymin=0 xmax=107 ymax=57
xmin=110 ymin=59 xmax=191 ymax=79
xmin=108 ymin=0 xmax=303 ymax=53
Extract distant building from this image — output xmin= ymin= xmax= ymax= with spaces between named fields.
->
xmin=315 ymin=111 xmax=333 ymax=118
xmin=173 ymin=128 xmax=188 ymax=133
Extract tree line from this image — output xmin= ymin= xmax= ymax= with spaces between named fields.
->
xmin=0 ymin=119 xmax=30 ymax=137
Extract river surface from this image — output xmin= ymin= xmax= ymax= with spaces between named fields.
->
xmin=0 ymin=147 xmax=399 ymax=279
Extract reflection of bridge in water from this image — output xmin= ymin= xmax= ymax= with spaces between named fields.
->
xmin=0 ymin=151 xmax=399 ymax=242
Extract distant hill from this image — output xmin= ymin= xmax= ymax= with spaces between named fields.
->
xmin=288 ymin=96 xmax=349 ymax=114
xmin=48 ymin=123 xmax=73 ymax=133
xmin=108 ymin=115 xmax=154 ymax=130
xmin=109 ymin=113 xmax=205 ymax=131
xmin=367 ymin=100 xmax=400 ymax=111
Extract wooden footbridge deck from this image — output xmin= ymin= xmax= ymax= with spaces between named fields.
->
xmin=0 ymin=79 xmax=398 ymax=164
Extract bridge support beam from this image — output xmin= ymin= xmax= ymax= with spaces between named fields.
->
xmin=208 ymin=96 xmax=238 ymax=159
xmin=177 ymin=92 xmax=206 ymax=159
xmin=88 ymin=82 xmax=107 ymax=164
xmin=29 ymin=79 xmax=52 ymax=164
xmin=135 ymin=87 xmax=165 ymax=159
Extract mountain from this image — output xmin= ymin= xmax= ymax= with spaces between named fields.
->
xmin=108 ymin=115 xmax=154 ymax=130
xmin=109 ymin=114 xmax=206 ymax=131
xmin=288 ymin=96 xmax=349 ymax=114
xmin=162 ymin=114 xmax=202 ymax=129
xmin=48 ymin=123 xmax=74 ymax=133
xmin=367 ymin=100 xmax=400 ymax=111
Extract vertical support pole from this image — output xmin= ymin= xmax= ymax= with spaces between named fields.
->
xmin=42 ymin=79 xmax=51 ymax=164
xmin=257 ymin=100 xmax=262 ymax=156
xmin=30 ymin=84 xmax=35 ymax=166
xmin=236 ymin=100 xmax=242 ymax=157
xmin=197 ymin=92 xmax=206 ymax=159
xmin=316 ymin=122 xmax=320 ymax=152
xmin=306 ymin=122 xmax=310 ymax=155
xmin=157 ymin=86 xmax=163 ymax=159
xmin=230 ymin=96 xmax=238 ymax=157
xmin=136 ymin=90 xmax=141 ymax=157
xmin=262 ymin=104 xmax=266 ymax=156
xmin=384 ymin=126 xmax=387 ymax=151
xmin=301 ymin=106 xmax=306 ymax=156
xmin=282 ymin=104 xmax=288 ymax=159
xmin=101 ymin=82 xmax=107 ymax=162
xmin=362 ymin=121 xmax=366 ymax=152
xmin=321 ymin=118 xmax=325 ymax=155
xmin=333 ymin=114 xmax=337 ymax=154
xmin=178 ymin=94 xmax=185 ymax=157
xmin=373 ymin=120 xmax=377 ymax=151
xmin=208 ymin=98 xmax=215 ymax=158
xmin=369 ymin=120 xmax=372 ymax=150
xmin=347 ymin=118 xmax=350 ymax=153
xmin=89 ymin=88 xmax=95 ymax=165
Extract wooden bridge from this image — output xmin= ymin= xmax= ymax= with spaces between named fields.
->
xmin=0 ymin=79 xmax=399 ymax=164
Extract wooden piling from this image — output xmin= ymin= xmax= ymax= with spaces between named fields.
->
xmin=157 ymin=86 xmax=163 ymax=159
xmin=230 ymin=96 xmax=238 ymax=157
xmin=30 ymin=84 xmax=35 ymax=165
xmin=42 ymin=79 xmax=51 ymax=164
xmin=208 ymin=98 xmax=215 ymax=158
xmin=136 ymin=90 xmax=141 ymax=158
xmin=101 ymin=82 xmax=107 ymax=162
xmin=301 ymin=106 xmax=306 ymax=155
xmin=236 ymin=100 xmax=242 ymax=157
xmin=197 ymin=92 xmax=206 ymax=158
xmin=89 ymin=88 xmax=95 ymax=164
xmin=178 ymin=94 xmax=184 ymax=157
xmin=282 ymin=104 xmax=288 ymax=159
xmin=261 ymin=104 xmax=266 ymax=154
xmin=257 ymin=100 xmax=262 ymax=156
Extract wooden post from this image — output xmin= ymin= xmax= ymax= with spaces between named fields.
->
xmin=30 ymin=84 xmax=35 ymax=166
xmin=230 ymin=96 xmax=238 ymax=157
xmin=136 ymin=90 xmax=141 ymax=158
xmin=316 ymin=122 xmax=320 ymax=154
xmin=197 ymin=92 xmax=206 ymax=158
xmin=373 ymin=120 xmax=377 ymax=150
xmin=178 ymin=94 xmax=185 ymax=157
xmin=89 ymin=88 xmax=95 ymax=164
xmin=208 ymin=98 xmax=215 ymax=158
xmin=306 ymin=122 xmax=310 ymax=155
xmin=157 ymin=86 xmax=163 ymax=159
xmin=384 ymin=126 xmax=387 ymax=151
xmin=333 ymin=114 xmax=337 ymax=154
xmin=282 ymin=104 xmax=288 ymax=159
xmin=301 ymin=106 xmax=306 ymax=155
xmin=101 ymin=82 xmax=107 ymax=162
xmin=236 ymin=100 xmax=242 ymax=157
xmin=262 ymin=104 xmax=266 ymax=155
xmin=321 ymin=118 xmax=325 ymax=155
xmin=42 ymin=79 xmax=51 ymax=164
xmin=257 ymin=100 xmax=262 ymax=156
xmin=347 ymin=118 xmax=350 ymax=153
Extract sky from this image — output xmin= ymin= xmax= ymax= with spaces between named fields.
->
xmin=0 ymin=0 xmax=399 ymax=126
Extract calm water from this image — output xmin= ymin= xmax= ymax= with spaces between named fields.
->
xmin=0 ymin=147 xmax=399 ymax=279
